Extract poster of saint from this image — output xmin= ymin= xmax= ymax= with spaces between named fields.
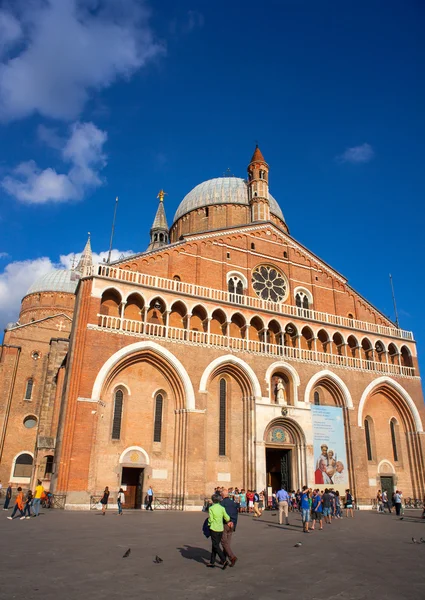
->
xmin=311 ymin=405 xmax=348 ymax=486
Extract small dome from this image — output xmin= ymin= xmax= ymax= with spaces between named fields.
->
xmin=26 ymin=269 xmax=80 ymax=296
xmin=173 ymin=177 xmax=285 ymax=223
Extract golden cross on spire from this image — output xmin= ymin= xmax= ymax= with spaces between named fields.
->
xmin=157 ymin=189 xmax=167 ymax=202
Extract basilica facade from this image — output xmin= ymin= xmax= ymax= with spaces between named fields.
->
xmin=1 ymin=146 xmax=424 ymax=509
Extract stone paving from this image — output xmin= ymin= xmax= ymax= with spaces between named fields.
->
xmin=0 ymin=506 xmax=424 ymax=600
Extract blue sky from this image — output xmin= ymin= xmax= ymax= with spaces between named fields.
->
xmin=0 ymin=0 xmax=424 ymax=377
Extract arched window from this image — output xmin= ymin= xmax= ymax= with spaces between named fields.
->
xmin=314 ymin=391 xmax=320 ymax=406
xmin=154 ymin=393 xmax=164 ymax=443
xmin=112 ymin=390 xmax=124 ymax=440
xmin=25 ymin=379 xmax=34 ymax=401
xmin=44 ymin=455 xmax=54 ymax=476
xmin=364 ymin=418 xmax=373 ymax=461
xmin=295 ymin=290 xmax=311 ymax=315
xmin=13 ymin=453 xmax=33 ymax=478
xmin=390 ymin=419 xmax=398 ymax=462
xmin=228 ymin=275 xmax=244 ymax=302
xmin=219 ymin=378 xmax=227 ymax=456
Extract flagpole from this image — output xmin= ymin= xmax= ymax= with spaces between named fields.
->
xmin=107 ymin=197 xmax=119 ymax=264
xmin=389 ymin=274 xmax=400 ymax=329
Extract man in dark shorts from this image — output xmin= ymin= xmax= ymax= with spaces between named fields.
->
xmin=311 ymin=490 xmax=323 ymax=530
xmin=321 ymin=488 xmax=332 ymax=524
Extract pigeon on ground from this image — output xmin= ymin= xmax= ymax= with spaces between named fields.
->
xmin=400 ymin=517 xmax=404 ymax=520
xmin=294 ymin=542 xmax=302 ymax=547
xmin=123 ymin=548 xmax=131 ymax=558
xmin=412 ymin=538 xmax=418 ymax=544
xmin=272 ymin=513 xmax=277 ymax=516
xmin=420 ymin=538 xmax=425 ymax=544
xmin=154 ymin=555 xmax=163 ymax=563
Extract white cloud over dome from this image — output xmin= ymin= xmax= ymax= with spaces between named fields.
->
xmin=0 ymin=248 xmax=133 ymax=328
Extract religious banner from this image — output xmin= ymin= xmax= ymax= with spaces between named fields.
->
xmin=311 ymin=405 xmax=348 ymax=486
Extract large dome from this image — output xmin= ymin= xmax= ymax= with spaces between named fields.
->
xmin=26 ymin=269 xmax=80 ymax=296
xmin=173 ymin=177 xmax=285 ymax=223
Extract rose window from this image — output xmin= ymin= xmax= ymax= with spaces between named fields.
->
xmin=252 ymin=265 xmax=288 ymax=302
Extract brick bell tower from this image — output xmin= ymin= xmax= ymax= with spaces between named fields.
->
xmin=247 ymin=145 xmax=270 ymax=222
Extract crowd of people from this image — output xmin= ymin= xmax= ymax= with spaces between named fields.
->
xmin=2 ymin=480 xmax=50 ymax=520
xmin=205 ymin=484 xmax=355 ymax=568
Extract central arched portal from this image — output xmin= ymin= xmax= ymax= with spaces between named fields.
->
xmin=262 ymin=418 xmax=307 ymax=494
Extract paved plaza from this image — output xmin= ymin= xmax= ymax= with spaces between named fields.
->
xmin=0 ymin=507 xmax=424 ymax=600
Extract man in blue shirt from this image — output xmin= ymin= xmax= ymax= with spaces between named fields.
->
xmin=220 ymin=489 xmax=238 ymax=567
xmin=276 ymin=487 xmax=290 ymax=525
xmin=311 ymin=490 xmax=323 ymax=530
xmin=300 ymin=486 xmax=311 ymax=533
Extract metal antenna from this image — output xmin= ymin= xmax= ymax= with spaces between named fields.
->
xmin=389 ymin=274 xmax=400 ymax=328
xmin=107 ymin=197 xmax=119 ymax=264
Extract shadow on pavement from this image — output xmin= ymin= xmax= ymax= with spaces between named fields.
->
xmin=177 ymin=545 xmax=210 ymax=565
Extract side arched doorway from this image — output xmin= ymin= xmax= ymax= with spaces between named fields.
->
xmin=262 ymin=418 xmax=307 ymax=495
xmin=119 ymin=446 xmax=150 ymax=509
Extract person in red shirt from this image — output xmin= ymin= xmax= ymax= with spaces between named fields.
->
xmin=246 ymin=490 xmax=255 ymax=513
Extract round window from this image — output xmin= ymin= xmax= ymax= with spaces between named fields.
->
xmin=252 ymin=265 xmax=288 ymax=302
xmin=23 ymin=416 xmax=37 ymax=429
xmin=31 ymin=351 xmax=40 ymax=360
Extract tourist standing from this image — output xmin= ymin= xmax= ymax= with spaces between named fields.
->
xmin=253 ymin=490 xmax=261 ymax=517
xmin=3 ymin=483 xmax=12 ymax=510
xmin=393 ymin=490 xmax=402 ymax=516
xmin=117 ymin=488 xmax=125 ymax=515
xmin=7 ymin=487 xmax=25 ymax=520
xmin=207 ymin=493 xmax=232 ymax=569
xmin=23 ymin=489 xmax=33 ymax=519
xmin=276 ymin=486 xmax=290 ymax=525
xmin=146 ymin=486 xmax=154 ymax=511
xmin=345 ymin=489 xmax=354 ymax=518
xmin=311 ymin=490 xmax=323 ymax=530
xmin=220 ymin=489 xmax=238 ymax=567
xmin=246 ymin=490 xmax=254 ymax=513
xmin=377 ymin=490 xmax=384 ymax=513
xmin=300 ymin=486 xmax=311 ymax=533
xmin=100 ymin=486 xmax=110 ymax=515
xmin=382 ymin=490 xmax=391 ymax=513
xmin=239 ymin=489 xmax=247 ymax=513
xmin=335 ymin=491 xmax=342 ymax=518
xmin=321 ymin=488 xmax=332 ymax=524
xmin=32 ymin=480 xmax=44 ymax=517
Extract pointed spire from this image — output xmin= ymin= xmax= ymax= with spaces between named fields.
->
xmin=250 ymin=144 xmax=267 ymax=165
xmin=75 ymin=233 xmax=93 ymax=273
xmin=147 ymin=192 xmax=169 ymax=251
xmin=152 ymin=199 xmax=169 ymax=230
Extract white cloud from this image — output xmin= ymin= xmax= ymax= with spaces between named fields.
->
xmin=1 ymin=121 xmax=107 ymax=203
xmin=0 ymin=248 xmax=133 ymax=328
xmin=0 ymin=0 xmax=164 ymax=122
xmin=0 ymin=257 xmax=54 ymax=326
xmin=336 ymin=143 xmax=375 ymax=164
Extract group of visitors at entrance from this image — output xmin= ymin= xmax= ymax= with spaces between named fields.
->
xmin=212 ymin=487 xmax=265 ymax=516
xmin=4 ymin=480 xmax=47 ymax=520
xmin=98 ymin=485 xmax=154 ymax=514
xmin=274 ymin=485 xmax=354 ymax=532
xmin=376 ymin=489 xmax=405 ymax=515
